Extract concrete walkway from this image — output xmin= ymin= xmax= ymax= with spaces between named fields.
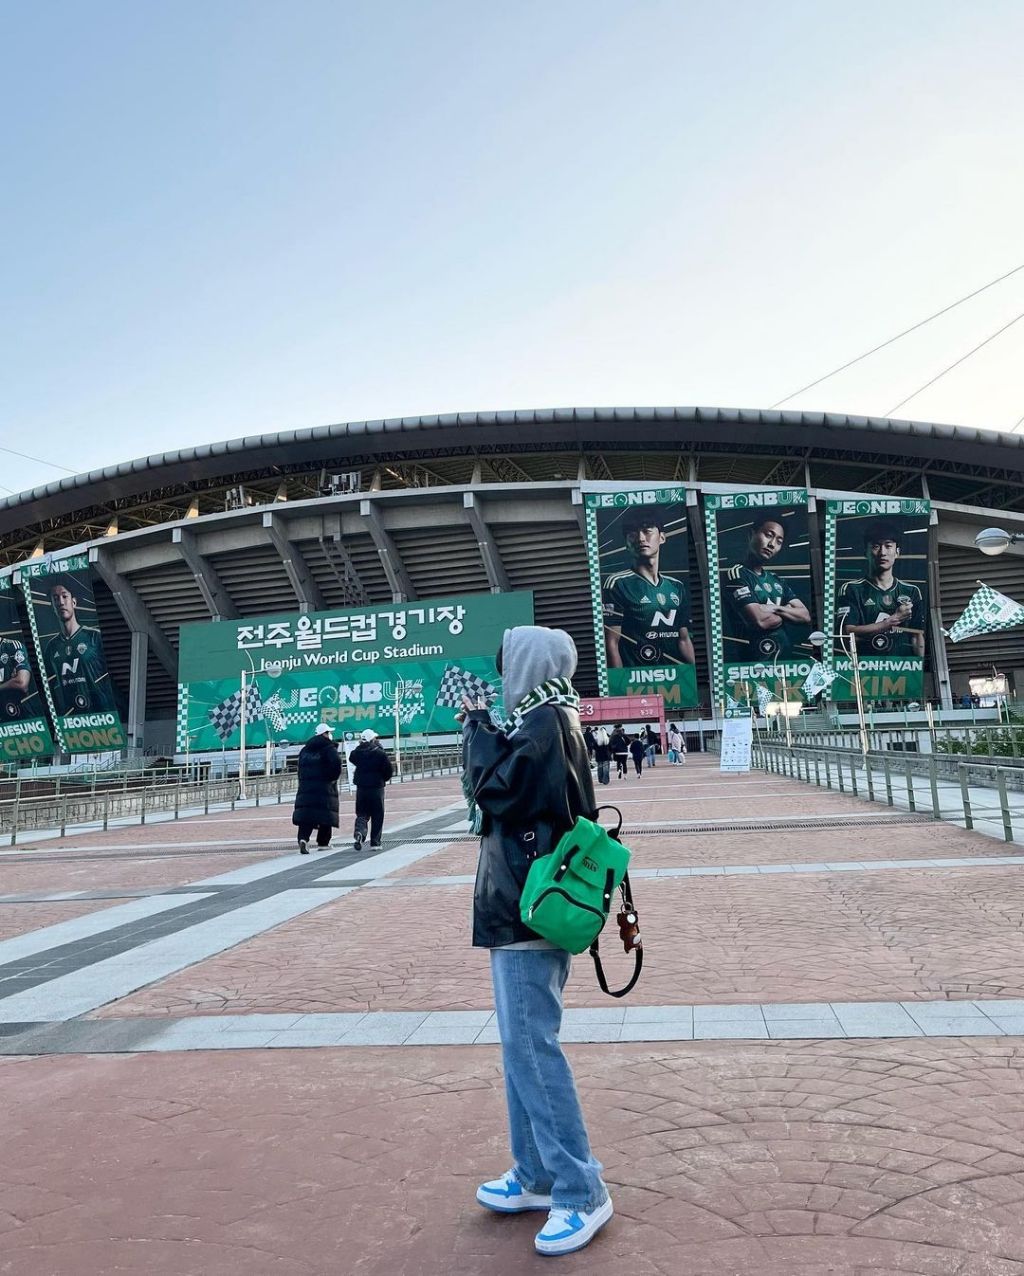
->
xmin=2 ymin=759 xmax=1024 ymax=1273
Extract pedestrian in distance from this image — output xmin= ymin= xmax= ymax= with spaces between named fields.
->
xmin=350 ymin=728 xmax=394 ymax=849
xmin=644 ymin=724 xmax=657 ymax=768
xmin=592 ymin=725 xmax=612 ymax=786
xmin=463 ymin=624 xmax=613 ymax=1257
xmin=291 ymin=722 xmax=342 ymax=854
xmin=629 ymin=733 xmax=645 ymax=777
xmin=609 ymin=724 xmax=629 ymax=779
xmin=668 ymin=723 xmax=686 ymax=765
xmin=583 ymin=725 xmax=596 ymax=763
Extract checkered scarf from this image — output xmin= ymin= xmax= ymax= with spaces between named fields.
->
xmin=501 ymin=677 xmax=580 ymax=738
xmin=462 ymin=676 xmax=580 ymax=833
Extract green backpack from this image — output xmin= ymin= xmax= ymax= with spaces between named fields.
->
xmin=519 ymin=806 xmax=643 ymax=997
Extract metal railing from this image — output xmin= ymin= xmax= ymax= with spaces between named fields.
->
xmin=755 ymin=739 xmax=1024 ymax=843
xmin=0 ymin=747 xmax=463 ymax=846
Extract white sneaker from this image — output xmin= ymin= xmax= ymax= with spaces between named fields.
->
xmin=534 ymin=1198 xmax=613 ymax=1255
xmin=476 ymin=1170 xmax=552 ymax=1213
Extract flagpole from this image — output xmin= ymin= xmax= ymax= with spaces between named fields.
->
xmin=239 ymin=667 xmax=247 ymax=801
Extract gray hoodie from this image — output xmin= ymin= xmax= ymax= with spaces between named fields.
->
xmin=500 ymin=625 xmax=578 ymax=711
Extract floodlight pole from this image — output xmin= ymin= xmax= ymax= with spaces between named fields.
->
xmin=773 ymin=655 xmax=793 ymax=749
xmin=845 ymin=631 xmax=869 ymax=757
xmin=394 ymin=684 xmax=402 ymax=778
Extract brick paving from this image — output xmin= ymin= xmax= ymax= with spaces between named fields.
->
xmin=5 ymin=756 xmax=1024 ymax=1272
xmin=387 ymin=817 xmax=1007 ymax=878
xmin=0 ymin=900 xmax=117 ymax=942
xmin=95 ymin=862 xmax=1024 ymax=1018
xmin=3 ymin=1039 xmax=1024 ymax=1275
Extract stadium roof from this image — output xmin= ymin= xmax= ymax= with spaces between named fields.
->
xmin=4 ymin=406 xmax=1023 ymax=562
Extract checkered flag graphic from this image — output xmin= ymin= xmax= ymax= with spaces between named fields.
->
xmin=207 ymin=682 xmax=264 ymax=742
xmin=434 ymin=664 xmax=498 ymax=709
xmin=945 ymin=582 xmax=1024 ymax=643
xmin=262 ymin=692 xmax=287 ymax=732
xmin=754 ymin=683 xmax=774 ymax=716
xmin=801 ymin=660 xmax=836 ymax=701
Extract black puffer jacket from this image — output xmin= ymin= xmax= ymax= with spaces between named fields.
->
xmin=350 ymin=740 xmax=394 ymax=789
xmin=463 ymin=704 xmax=597 ymax=947
xmin=291 ymin=733 xmax=342 ymax=828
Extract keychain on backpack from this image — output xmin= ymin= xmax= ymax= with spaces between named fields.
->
xmin=591 ymin=810 xmax=643 ymax=998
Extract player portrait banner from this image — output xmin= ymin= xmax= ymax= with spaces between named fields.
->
xmin=176 ymin=590 xmax=533 ymax=752
xmin=0 ymin=578 xmax=55 ymax=762
xmin=704 ymin=489 xmax=816 ymax=709
xmin=823 ymin=497 xmax=931 ymax=702
xmin=18 ymin=556 xmax=126 ymax=754
xmin=583 ymin=487 xmax=698 ymax=709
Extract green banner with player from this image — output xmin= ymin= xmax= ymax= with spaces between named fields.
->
xmin=176 ymin=590 xmax=533 ymax=752
xmin=584 ymin=487 xmax=699 ymax=709
xmin=704 ymin=489 xmax=817 ymax=710
xmin=18 ymin=556 xmax=127 ymax=754
xmin=824 ymin=497 xmax=930 ymax=701
xmin=0 ymin=578 xmax=55 ymax=762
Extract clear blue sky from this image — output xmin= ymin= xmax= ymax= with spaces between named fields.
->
xmin=2 ymin=0 xmax=1023 ymax=495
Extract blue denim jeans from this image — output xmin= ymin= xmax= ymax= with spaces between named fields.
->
xmin=489 ymin=947 xmax=608 ymax=1212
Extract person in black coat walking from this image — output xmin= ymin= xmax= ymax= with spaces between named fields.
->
xmin=609 ymin=726 xmax=629 ymax=779
xmin=629 ymin=734 xmax=646 ymax=777
xmin=291 ymin=723 xmax=342 ymax=854
xmin=350 ymin=728 xmax=394 ymax=849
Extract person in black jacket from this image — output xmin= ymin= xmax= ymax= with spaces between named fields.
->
xmin=629 ymin=733 xmax=646 ymax=777
xmin=291 ymin=723 xmax=342 ymax=854
xmin=609 ymin=725 xmax=629 ymax=779
xmin=349 ymin=728 xmax=394 ymax=849
xmin=463 ymin=625 xmax=612 ymax=1257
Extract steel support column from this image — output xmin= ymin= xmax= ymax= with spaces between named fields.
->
xmin=360 ymin=500 xmax=416 ymax=602
xmin=463 ymin=493 xmax=511 ymax=594
xmin=262 ymin=512 xmax=325 ymax=612
xmin=172 ymin=527 xmax=238 ymax=620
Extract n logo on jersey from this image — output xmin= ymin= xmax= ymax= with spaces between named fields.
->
xmin=650 ymin=609 xmax=677 ymax=628
xmin=60 ymin=659 xmax=80 ymax=677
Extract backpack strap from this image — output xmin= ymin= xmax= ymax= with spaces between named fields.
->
xmin=588 ymin=870 xmax=643 ymax=998
xmin=593 ymin=804 xmax=623 ymax=839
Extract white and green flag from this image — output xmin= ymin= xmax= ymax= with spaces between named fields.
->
xmin=945 ymin=583 xmax=1024 ymax=644
xmin=800 ymin=660 xmax=836 ymax=700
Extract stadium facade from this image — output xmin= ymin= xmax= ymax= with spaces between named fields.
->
xmin=1 ymin=407 xmax=1022 ymax=755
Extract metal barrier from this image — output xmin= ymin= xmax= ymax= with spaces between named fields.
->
xmin=0 ymin=748 xmax=463 ymax=846
xmin=755 ymin=740 xmax=1024 ymax=843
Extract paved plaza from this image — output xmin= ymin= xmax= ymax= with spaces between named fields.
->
xmin=2 ymin=758 xmax=1024 ymax=1273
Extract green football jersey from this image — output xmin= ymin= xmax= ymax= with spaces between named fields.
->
xmin=722 ymin=563 xmax=798 ymax=661
xmin=602 ymin=569 xmax=691 ymax=666
xmin=0 ymin=637 xmax=30 ymax=720
xmin=44 ymin=626 xmax=116 ymax=714
xmin=838 ymin=578 xmax=924 ymax=656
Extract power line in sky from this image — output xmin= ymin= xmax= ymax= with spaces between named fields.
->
xmin=769 ymin=261 xmax=1024 ymax=410
xmin=0 ymin=444 xmax=78 ymax=475
xmin=883 ymin=309 xmax=1024 ymax=418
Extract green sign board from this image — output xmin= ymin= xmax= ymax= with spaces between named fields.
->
xmin=584 ymin=487 xmax=699 ymax=709
xmin=823 ymin=497 xmax=931 ymax=702
xmin=177 ymin=590 xmax=534 ymax=752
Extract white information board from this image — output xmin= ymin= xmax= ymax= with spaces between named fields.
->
xmin=720 ymin=715 xmax=753 ymax=773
